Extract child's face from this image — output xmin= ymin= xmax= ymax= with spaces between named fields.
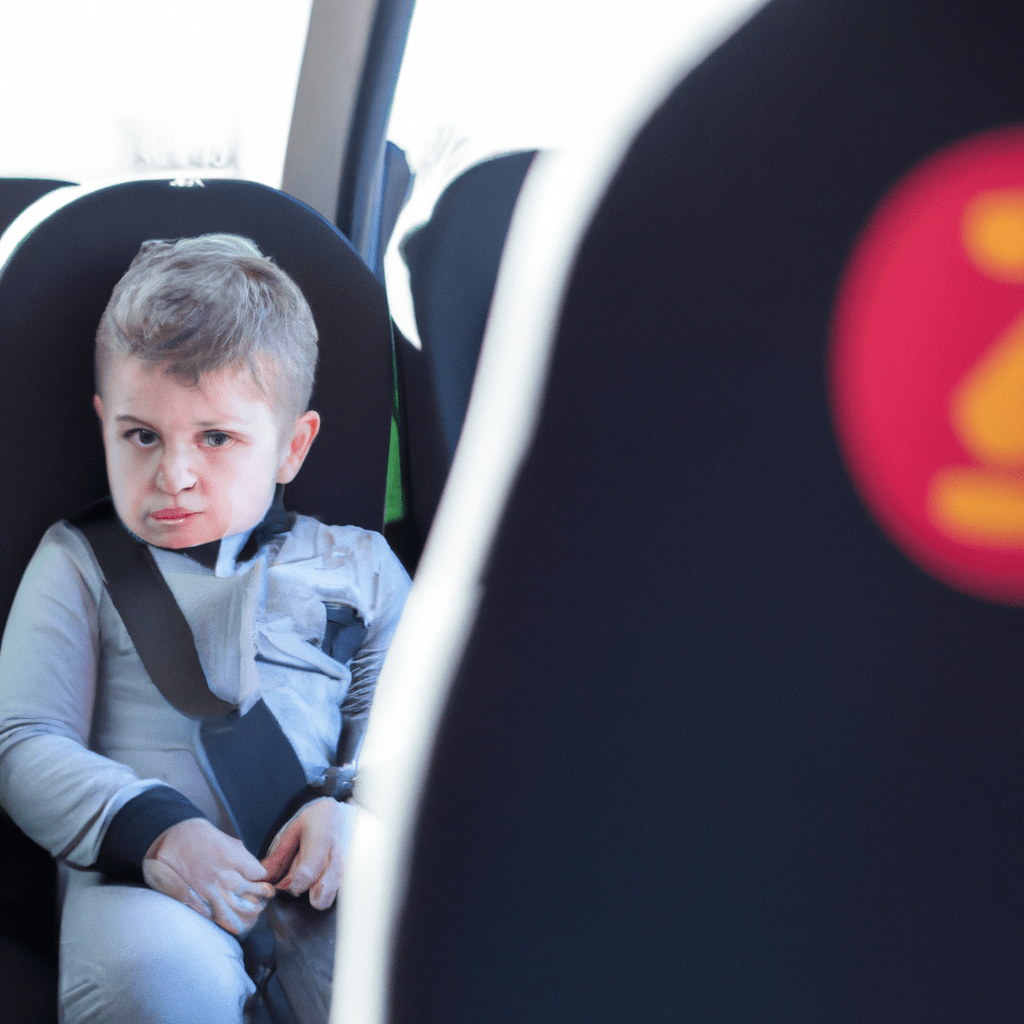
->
xmin=94 ymin=354 xmax=319 ymax=549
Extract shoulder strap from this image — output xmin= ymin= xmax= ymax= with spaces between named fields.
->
xmin=73 ymin=497 xmax=235 ymax=718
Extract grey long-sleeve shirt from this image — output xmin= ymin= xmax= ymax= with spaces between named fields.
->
xmin=0 ymin=513 xmax=410 ymax=869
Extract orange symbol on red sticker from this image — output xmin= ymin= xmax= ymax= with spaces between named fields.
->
xmin=831 ymin=126 xmax=1024 ymax=603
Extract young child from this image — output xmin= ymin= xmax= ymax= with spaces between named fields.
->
xmin=0 ymin=235 xmax=411 ymax=1023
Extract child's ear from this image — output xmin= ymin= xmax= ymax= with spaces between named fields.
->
xmin=93 ymin=394 xmax=104 ymax=423
xmin=277 ymin=410 xmax=321 ymax=484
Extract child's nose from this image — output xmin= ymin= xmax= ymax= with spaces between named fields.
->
xmin=155 ymin=448 xmax=198 ymax=494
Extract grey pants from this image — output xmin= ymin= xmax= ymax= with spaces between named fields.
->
xmin=59 ymin=870 xmax=334 ymax=1024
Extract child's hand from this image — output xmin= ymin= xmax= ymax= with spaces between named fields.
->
xmin=142 ymin=818 xmax=276 ymax=936
xmin=260 ymin=797 xmax=354 ymax=910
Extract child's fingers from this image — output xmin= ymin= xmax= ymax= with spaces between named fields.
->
xmin=238 ymin=888 xmax=273 ymax=907
xmin=230 ymin=876 xmax=276 ymax=903
xmin=207 ymin=891 xmax=258 ymax=937
xmin=220 ymin=889 xmax=272 ymax=935
xmin=261 ymin=844 xmax=299 ymax=886
xmin=221 ymin=841 xmax=269 ymax=882
xmin=278 ymin=832 xmax=332 ymax=895
xmin=262 ymin=797 xmax=348 ymax=899
xmin=308 ymin=849 xmax=342 ymax=910
xmin=200 ymin=873 xmax=275 ymax=936
xmin=261 ymin=821 xmax=302 ymax=883
xmin=237 ymin=855 xmax=273 ymax=882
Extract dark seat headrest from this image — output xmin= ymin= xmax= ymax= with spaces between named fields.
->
xmin=0 ymin=178 xmax=75 ymax=238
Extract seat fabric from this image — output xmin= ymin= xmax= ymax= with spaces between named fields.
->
xmin=0 ymin=178 xmax=74 ymax=238
xmin=387 ymin=1 xmax=1024 ymax=1022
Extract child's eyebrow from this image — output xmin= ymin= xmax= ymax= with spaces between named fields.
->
xmin=113 ymin=414 xmax=245 ymax=431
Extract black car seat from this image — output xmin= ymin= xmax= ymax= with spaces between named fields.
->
xmin=402 ymin=150 xmax=538 ymax=462
xmin=0 ymin=178 xmax=73 ymax=237
xmin=385 ymin=152 xmax=539 ymax=572
xmin=338 ymin=0 xmax=1024 ymax=1021
xmin=0 ymin=176 xmax=82 ymax=1023
xmin=0 ymin=177 xmax=394 ymax=1022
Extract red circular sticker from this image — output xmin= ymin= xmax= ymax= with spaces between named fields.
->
xmin=831 ymin=125 xmax=1024 ymax=603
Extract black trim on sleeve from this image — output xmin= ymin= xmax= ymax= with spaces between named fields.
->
xmin=94 ymin=786 xmax=207 ymax=882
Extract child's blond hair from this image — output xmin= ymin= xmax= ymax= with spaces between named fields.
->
xmin=96 ymin=234 xmax=318 ymax=421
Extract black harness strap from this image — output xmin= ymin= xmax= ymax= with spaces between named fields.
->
xmin=75 ymin=498 xmax=235 ymax=717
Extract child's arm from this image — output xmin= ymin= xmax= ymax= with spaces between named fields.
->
xmin=0 ymin=523 xmax=188 ymax=868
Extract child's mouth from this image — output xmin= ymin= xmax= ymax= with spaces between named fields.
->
xmin=150 ymin=508 xmax=198 ymax=522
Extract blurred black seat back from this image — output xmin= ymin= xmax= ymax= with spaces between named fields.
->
xmin=0 ymin=178 xmax=73 ymax=237
xmin=0 ymin=178 xmax=392 ymax=626
xmin=388 ymin=152 xmax=538 ymax=571
xmin=389 ymin=1 xmax=1024 ymax=1022
xmin=402 ymin=150 xmax=538 ymax=461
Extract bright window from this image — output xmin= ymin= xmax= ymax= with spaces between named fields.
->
xmin=0 ymin=1 xmax=311 ymax=187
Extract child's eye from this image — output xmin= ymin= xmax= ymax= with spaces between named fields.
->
xmin=203 ymin=431 xmax=232 ymax=448
xmin=126 ymin=428 xmax=158 ymax=447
